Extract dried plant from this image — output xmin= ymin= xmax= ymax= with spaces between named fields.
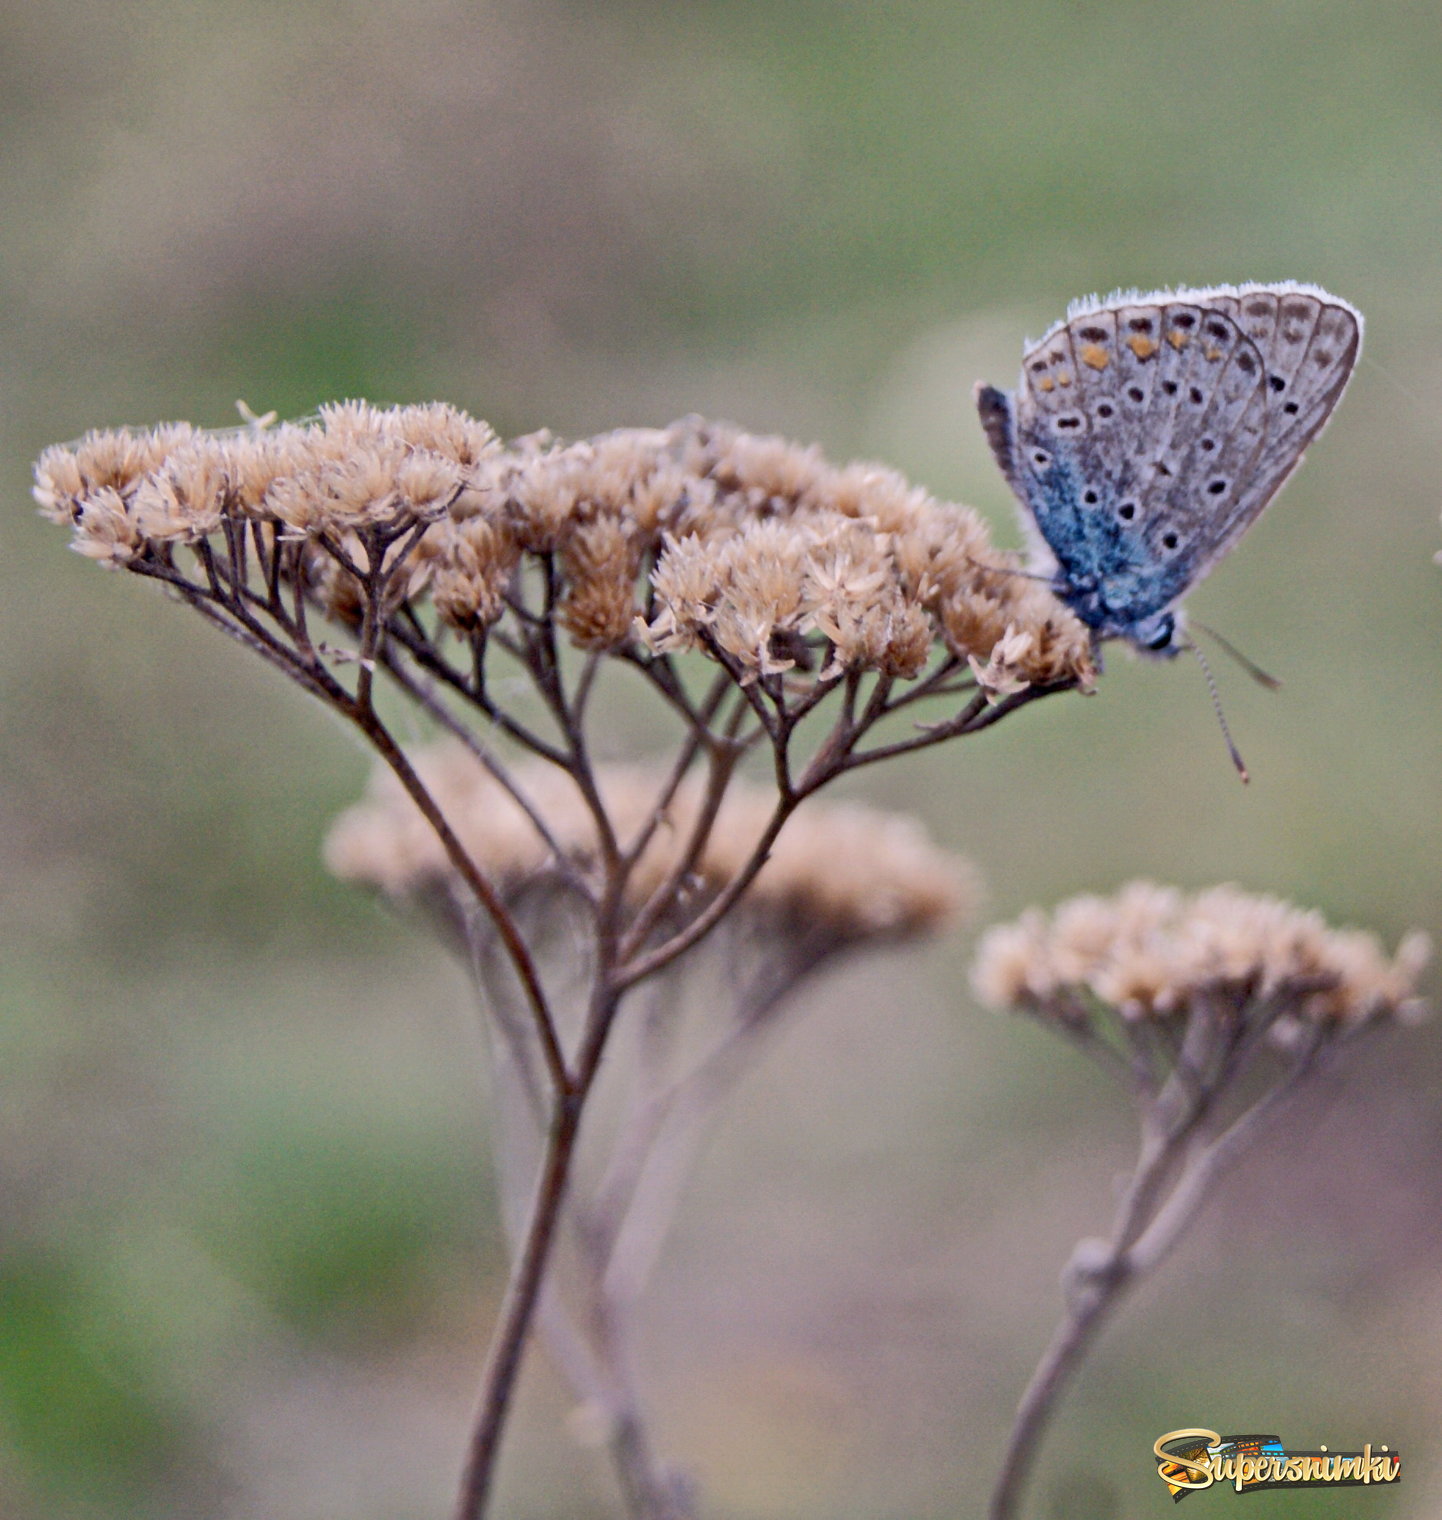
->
xmin=34 ymin=404 xmax=1093 ymax=1519
xmin=329 ymin=742 xmax=975 ymax=1514
xmin=972 ymin=882 xmax=1429 ymax=1520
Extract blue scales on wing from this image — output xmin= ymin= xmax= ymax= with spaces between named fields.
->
xmin=975 ymin=283 xmax=1361 ymax=655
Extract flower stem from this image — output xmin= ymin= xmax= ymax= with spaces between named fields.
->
xmin=987 ymin=1249 xmax=1129 ymax=1520
xmin=453 ymin=1090 xmax=584 ymax=1520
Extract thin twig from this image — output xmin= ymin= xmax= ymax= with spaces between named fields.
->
xmin=618 ymin=740 xmax=744 ymax=964
xmin=386 ymin=616 xmax=570 ymax=766
xmin=454 ymin=1089 xmax=587 ymax=1520
xmin=356 ymin=709 xmax=569 ymax=1096
xmin=617 ymin=794 xmax=796 ymax=989
xmin=380 ymin=649 xmax=590 ymax=898
xmin=987 ymin=1021 xmax=1338 ymax=1520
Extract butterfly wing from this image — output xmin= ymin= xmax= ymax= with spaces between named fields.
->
xmin=1199 ymin=286 xmax=1362 ymax=555
xmin=983 ymin=284 xmax=1360 ymax=644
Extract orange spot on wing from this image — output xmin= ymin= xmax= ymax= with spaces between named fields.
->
xmin=1057 ymin=371 xmax=1072 ymax=387
xmin=1079 ymin=343 xmax=1110 ymax=371
xmin=1038 ymin=375 xmax=1055 ymax=392
xmin=1204 ymin=345 xmax=1222 ymax=361
xmin=1126 ymin=335 xmax=1158 ymax=361
xmin=1167 ymin=329 xmax=1189 ymax=350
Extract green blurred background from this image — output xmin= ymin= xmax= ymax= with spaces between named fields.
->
xmin=3 ymin=2 xmax=1441 ymax=1516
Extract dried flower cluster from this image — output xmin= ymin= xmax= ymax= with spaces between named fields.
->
xmin=973 ymin=880 xmax=1428 ymax=1031
xmin=327 ymin=740 xmax=974 ymax=944
xmin=321 ymin=740 xmax=978 ymax=1520
xmin=28 ymin=392 xmax=1427 ymax=1520
xmin=34 ymin=405 xmax=1094 ymax=698
xmin=29 ymin=401 xmax=1096 ymax=1520
xmin=978 ymin=881 xmax=1428 ymax=1520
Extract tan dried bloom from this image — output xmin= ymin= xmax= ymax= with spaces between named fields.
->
xmin=130 ymin=440 xmax=233 ymax=543
xmin=972 ymin=881 xmax=1428 ymax=1030
xmin=505 ymin=429 xmax=679 ymax=554
xmin=688 ymin=787 xmax=975 ymax=937
xmin=34 ymin=405 xmax=1097 ymax=693
xmin=267 ymin=433 xmax=452 ymax=534
xmin=65 ymin=487 xmax=145 ymax=567
xmin=827 ymin=461 xmax=935 ymax=533
xmin=35 ymin=423 xmax=202 ymax=562
xmin=704 ymin=520 xmax=814 ymax=677
xmin=325 ymin=741 xmax=976 ymax=944
xmin=425 ymin=514 xmax=521 ymax=631
xmin=385 ymin=402 xmax=501 ymax=471
xmin=559 ymin=516 xmax=641 ymax=649
xmin=32 ymin=444 xmax=89 ymax=524
xmin=968 ymin=624 xmax=1039 ymax=701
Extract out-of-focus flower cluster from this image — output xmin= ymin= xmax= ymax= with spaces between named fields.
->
xmin=34 ymin=406 xmax=1096 ymax=694
xmin=325 ymin=740 xmax=975 ymax=944
xmin=972 ymin=881 xmax=1428 ymax=1031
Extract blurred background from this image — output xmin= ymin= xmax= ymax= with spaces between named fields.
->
xmin=3 ymin=1 xmax=1441 ymax=1516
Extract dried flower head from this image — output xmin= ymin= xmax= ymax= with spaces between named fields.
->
xmin=975 ymin=886 xmax=1423 ymax=1520
xmin=35 ymin=407 xmax=1096 ymax=697
xmin=972 ymin=881 xmax=1429 ymax=1031
xmin=326 ymin=741 xmax=976 ymax=945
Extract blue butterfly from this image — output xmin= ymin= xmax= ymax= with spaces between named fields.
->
xmin=976 ymin=283 xmax=1362 ymax=658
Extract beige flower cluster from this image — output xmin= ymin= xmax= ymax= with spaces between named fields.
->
xmin=325 ymin=741 xmax=976 ymax=943
xmin=972 ymin=881 xmax=1428 ymax=1029
xmin=644 ymin=419 xmax=1093 ymax=689
xmin=34 ymin=403 xmax=497 ymax=555
xmin=34 ymin=406 xmax=1096 ymax=695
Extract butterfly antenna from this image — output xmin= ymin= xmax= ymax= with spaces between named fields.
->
xmin=1184 ymin=638 xmax=1250 ymax=783
xmin=963 ymin=554 xmax=1054 ymax=585
xmin=1192 ymin=619 xmax=1282 ymax=691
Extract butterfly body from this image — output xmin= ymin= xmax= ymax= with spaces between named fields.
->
xmin=977 ymin=283 xmax=1362 ymax=656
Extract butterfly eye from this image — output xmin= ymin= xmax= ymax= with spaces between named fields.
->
xmin=1144 ymin=614 xmax=1176 ymax=652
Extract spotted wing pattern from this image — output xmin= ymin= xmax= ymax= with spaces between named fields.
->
xmin=980 ymin=283 xmax=1361 ymax=645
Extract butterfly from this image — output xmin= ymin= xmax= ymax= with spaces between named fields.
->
xmin=975 ymin=283 xmax=1362 ymax=658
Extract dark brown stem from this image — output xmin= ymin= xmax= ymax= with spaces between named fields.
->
xmin=841 ymin=681 xmax=1066 ymax=773
xmin=618 ymin=739 xmax=744 ymax=964
xmin=617 ymin=794 xmax=796 ymax=989
xmin=355 ymin=708 xmax=568 ymax=1095
xmin=453 ymin=1090 xmax=586 ymax=1520
xmin=456 ymin=781 xmax=633 ymax=1518
xmin=617 ymin=672 xmax=732 ymax=877
xmin=385 ymin=615 xmax=570 ymax=766
xmin=379 ymin=650 xmax=590 ymax=898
